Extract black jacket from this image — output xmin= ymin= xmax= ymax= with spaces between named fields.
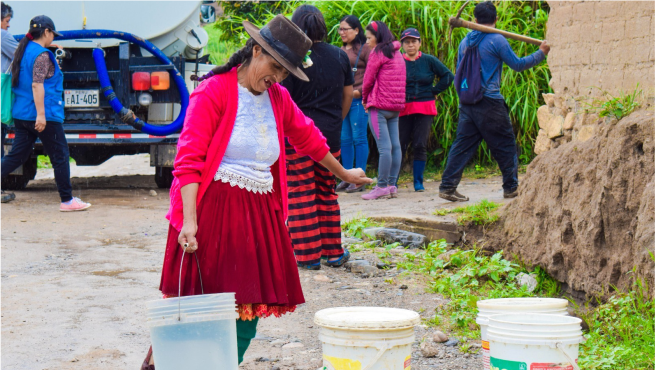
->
xmin=403 ymin=52 xmax=454 ymax=102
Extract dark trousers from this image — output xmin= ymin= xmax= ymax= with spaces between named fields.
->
xmin=1 ymin=123 xmax=7 ymax=159
xmin=1 ymin=119 xmax=73 ymax=202
xmin=440 ymin=97 xmax=518 ymax=192
xmin=399 ymin=113 xmax=434 ymax=162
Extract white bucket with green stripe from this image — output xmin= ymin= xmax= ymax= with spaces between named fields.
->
xmin=487 ymin=313 xmax=584 ymax=370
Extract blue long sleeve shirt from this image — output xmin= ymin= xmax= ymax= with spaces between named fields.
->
xmin=457 ymin=30 xmax=545 ymax=100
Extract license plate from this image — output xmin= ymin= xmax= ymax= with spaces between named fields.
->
xmin=64 ymin=90 xmax=99 ymax=107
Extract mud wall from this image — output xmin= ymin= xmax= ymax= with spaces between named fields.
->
xmin=535 ymin=1 xmax=655 ymax=154
xmin=490 ymin=111 xmax=654 ymax=299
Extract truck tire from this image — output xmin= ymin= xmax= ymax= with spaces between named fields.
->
xmin=155 ymin=166 xmax=174 ymax=189
xmin=1 ymin=157 xmax=37 ymax=191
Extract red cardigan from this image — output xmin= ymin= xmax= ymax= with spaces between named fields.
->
xmin=166 ymin=68 xmax=330 ymax=231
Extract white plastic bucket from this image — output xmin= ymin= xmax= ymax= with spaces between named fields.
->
xmin=147 ymin=293 xmax=239 ymax=370
xmin=487 ymin=313 xmax=584 ymax=370
xmin=314 ymin=307 xmax=420 ymax=370
xmin=476 ymin=298 xmax=569 ymax=370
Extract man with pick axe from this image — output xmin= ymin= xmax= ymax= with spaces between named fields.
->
xmin=439 ymin=1 xmax=550 ymax=202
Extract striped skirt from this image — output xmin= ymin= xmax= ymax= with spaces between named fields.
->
xmin=285 ymin=144 xmax=343 ymax=265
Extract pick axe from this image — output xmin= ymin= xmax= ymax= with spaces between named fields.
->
xmin=448 ymin=1 xmax=543 ymax=46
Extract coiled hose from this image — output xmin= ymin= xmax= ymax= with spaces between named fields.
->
xmin=17 ymin=30 xmax=190 ymax=136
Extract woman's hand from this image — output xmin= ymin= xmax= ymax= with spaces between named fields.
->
xmin=353 ymin=90 xmax=361 ymax=99
xmin=35 ymin=114 xmax=47 ymax=133
xmin=178 ymin=221 xmax=198 ymax=253
xmin=341 ymin=167 xmax=372 ymax=186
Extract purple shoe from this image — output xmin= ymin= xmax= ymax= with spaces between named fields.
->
xmin=361 ymin=186 xmax=391 ymax=200
xmin=389 ymin=186 xmax=398 ymax=198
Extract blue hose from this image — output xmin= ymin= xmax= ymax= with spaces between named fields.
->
xmin=17 ymin=30 xmax=190 ymax=136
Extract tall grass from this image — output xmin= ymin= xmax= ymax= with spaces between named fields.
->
xmin=213 ymin=1 xmax=551 ymax=167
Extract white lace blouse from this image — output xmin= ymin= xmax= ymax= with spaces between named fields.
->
xmin=214 ymin=84 xmax=280 ymax=193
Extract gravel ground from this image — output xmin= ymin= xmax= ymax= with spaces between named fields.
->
xmin=2 ymin=156 xmax=494 ymax=370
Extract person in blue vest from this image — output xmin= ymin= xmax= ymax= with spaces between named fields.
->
xmin=439 ymin=1 xmax=550 ymax=202
xmin=3 ymin=15 xmax=91 ymax=211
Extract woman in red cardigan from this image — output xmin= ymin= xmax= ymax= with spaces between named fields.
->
xmin=142 ymin=15 xmax=371 ymax=369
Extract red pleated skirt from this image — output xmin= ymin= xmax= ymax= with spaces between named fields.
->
xmin=159 ymin=180 xmax=305 ymax=320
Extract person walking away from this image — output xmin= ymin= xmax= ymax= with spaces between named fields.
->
xmin=361 ymin=21 xmax=406 ymax=200
xmin=439 ymin=1 xmax=550 ymax=202
xmin=337 ymin=15 xmax=371 ymax=193
xmin=281 ymin=5 xmax=354 ymax=270
xmin=399 ymin=27 xmax=454 ymax=192
xmin=1 ymin=2 xmax=17 ymax=203
xmin=143 ymin=15 xmax=371 ymax=369
xmin=2 ymin=15 xmax=91 ymax=211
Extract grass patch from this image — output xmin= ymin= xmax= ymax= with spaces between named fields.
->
xmin=397 ymin=240 xmax=561 ymax=339
xmin=584 ymin=84 xmax=643 ymax=120
xmin=341 ymin=213 xmax=382 ymax=239
xmin=433 ymin=199 xmax=501 ymax=225
xmin=576 ymin=277 xmax=655 ymax=369
xmin=37 ymin=155 xmax=75 ymax=169
xmin=396 ymin=239 xmax=655 ymax=365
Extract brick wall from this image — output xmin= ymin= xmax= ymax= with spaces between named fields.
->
xmin=533 ymin=1 xmax=654 ymax=154
xmin=546 ymin=1 xmax=654 ymax=99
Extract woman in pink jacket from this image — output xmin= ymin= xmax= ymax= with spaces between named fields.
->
xmin=361 ymin=21 xmax=406 ymax=200
xmin=142 ymin=15 xmax=370 ymax=369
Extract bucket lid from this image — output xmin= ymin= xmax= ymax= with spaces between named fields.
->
xmin=314 ymin=307 xmax=420 ymax=330
xmin=477 ymin=298 xmax=569 ymax=311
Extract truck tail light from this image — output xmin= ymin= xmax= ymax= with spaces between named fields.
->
xmin=132 ymin=72 xmax=150 ymax=91
xmin=151 ymin=71 xmax=170 ymax=90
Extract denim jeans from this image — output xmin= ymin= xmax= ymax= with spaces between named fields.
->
xmin=440 ymin=97 xmax=519 ymax=192
xmin=369 ymin=109 xmax=401 ymax=188
xmin=340 ymin=98 xmax=369 ymax=172
xmin=1 ymin=119 xmax=73 ymax=202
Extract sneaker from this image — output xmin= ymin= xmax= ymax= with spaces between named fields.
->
xmin=438 ymin=189 xmax=469 ymax=202
xmin=60 ymin=197 xmax=92 ymax=212
xmin=336 ymin=181 xmax=350 ymax=192
xmin=361 ymin=186 xmax=391 ymax=200
xmin=504 ymin=188 xmax=519 ymax=198
xmin=1 ymin=191 xmax=15 ymax=203
xmin=389 ymin=186 xmax=398 ymax=198
xmin=345 ymin=183 xmax=365 ymax=193
xmin=297 ymin=262 xmax=321 ymax=270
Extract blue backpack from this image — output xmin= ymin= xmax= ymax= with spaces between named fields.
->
xmin=454 ymin=34 xmax=486 ymax=105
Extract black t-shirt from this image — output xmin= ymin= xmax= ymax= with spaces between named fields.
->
xmin=281 ymin=42 xmax=354 ymax=152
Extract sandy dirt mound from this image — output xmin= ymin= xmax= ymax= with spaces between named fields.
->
xmin=485 ymin=110 xmax=654 ymax=299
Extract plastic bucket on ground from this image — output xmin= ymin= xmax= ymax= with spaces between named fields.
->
xmin=314 ymin=307 xmax=420 ymax=370
xmin=487 ymin=313 xmax=584 ymax=370
xmin=476 ymin=298 xmax=569 ymax=370
xmin=147 ymin=293 xmax=239 ymax=370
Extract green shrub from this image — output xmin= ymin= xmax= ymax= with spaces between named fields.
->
xmin=213 ymin=1 xmax=552 ymax=168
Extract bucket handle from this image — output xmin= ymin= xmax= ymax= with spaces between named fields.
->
xmin=555 ymin=342 xmax=580 ymax=370
xmin=361 ymin=342 xmax=392 ymax=370
xmin=178 ymin=246 xmax=204 ymax=321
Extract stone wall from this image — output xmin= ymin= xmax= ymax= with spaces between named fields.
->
xmin=534 ymin=1 xmax=655 ymax=155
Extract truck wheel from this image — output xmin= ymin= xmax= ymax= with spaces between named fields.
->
xmin=1 ymin=157 xmax=37 ymax=191
xmin=155 ymin=166 xmax=174 ymax=188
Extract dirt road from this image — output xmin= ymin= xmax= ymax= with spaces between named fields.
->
xmin=2 ymin=156 xmax=511 ymax=370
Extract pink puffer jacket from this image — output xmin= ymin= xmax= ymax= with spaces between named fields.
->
xmin=362 ymin=41 xmax=406 ymax=112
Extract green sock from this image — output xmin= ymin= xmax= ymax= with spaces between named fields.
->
xmin=236 ymin=317 xmax=259 ymax=364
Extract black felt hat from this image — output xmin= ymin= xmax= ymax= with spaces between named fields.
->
xmin=243 ymin=15 xmax=313 ymax=82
